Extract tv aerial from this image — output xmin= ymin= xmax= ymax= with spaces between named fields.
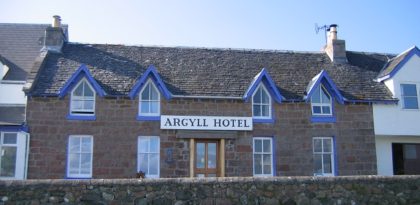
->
xmin=315 ymin=23 xmax=329 ymax=44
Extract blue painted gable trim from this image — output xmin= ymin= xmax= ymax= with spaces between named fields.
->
xmin=58 ymin=64 xmax=106 ymax=98
xmin=129 ymin=65 xmax=172 ymax=100
xmin=243 ymin=68 xmax=283 ymax=103
xmin=305 ymin=70 xmax=345 ymax=104
xmin=378 ymin=46 xmax=420 ymax=82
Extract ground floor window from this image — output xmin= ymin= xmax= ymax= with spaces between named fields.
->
xmin=138 ymin=136 xmax=160 ymax=178
xmin=253 ymin=137 xmax=273 ymax=176
xmin=67 ymin=135 xmax=93 ymax=178
xmin=392 ymin=143 xmax=420 ymax=175
xmin=313 ymin=137 xmax=334 ymax=176
xmin=0 ymin=132 xmax=28 ymax=179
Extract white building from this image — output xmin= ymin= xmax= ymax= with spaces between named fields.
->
xmin=374 ymin=46 xmax=420 ymax=175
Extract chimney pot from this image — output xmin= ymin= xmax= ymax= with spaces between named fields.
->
xmin=323 ymin=24 xmax=347 ymax=64
xmin=52 ymin=15 xmax=61 ymax=28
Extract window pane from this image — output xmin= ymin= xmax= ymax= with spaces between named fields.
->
xmin=208 ymin=143 xmax=217 ymax=169
xmin=263 ymin=139 xmax=271 ymax=152
xmin=254 ymin=154 xmax=262 ymax=175
xmin=0 ymin=147 xmax=17 ymax=177
xmin=84 ymin=83 xmax=94 ymax=97
xmin=3 ymin=133 xmax=17 ymax=144
xmin=149 ymin=138 xmax=159 ymax=153
xmin=261 ymin=88 xmax=269 ymax=103
xmin=84 ymin=100 xmax=94 ymax=110
xmin=207 ymin=174 xmax=216 ymax=177
xmin=72 ymin=100 xmax=84 ymax=110
xmin=150 ymin=85 xmax=159 ymax=100
xmin=254 ymin=139 xmax=262 ymax=153
xmin=404 ymin=97 xmax=419 ymax=109
xmin=402 ymin=84 xmax=417 ymax=96
xmin=141 ymin=84 xmax=150 ymax=100
xmin=80 ymin=153 xmax=91 ymax=171
xmin=254 ymin=88 xmax=262 ymax=103
xmin=149 ymin=154 xmax=159 ymax=175
xmin=313 ymin=106 xmax=321 ymax=114
xmin=140 ymin=102 xmax=150 ymax=114
xmin=313 ymin=154 xmax=322 ymax=175
xmin=139 ymin=138 xmax=149 ymax=153
xmin=263 ymin=154 xmax=272 ymax=174
xmin=311 ymin=87 xmax=321 ymax=103
xmin=81 ymin=137 xmax=91 ymax=152
xmin=69 ymin=153 xmax=80 ymax=172
xmin=196 ymin=143 xmax=205 ymax=168
xmin=323 ymin=154 xmax=332 ymax=174
xmin=322 ymin=106 xmax=331 ymax=114
xmin=138 ymin=153 xmax=148 ymax=173
xmin=253 ymin=105 xmax=261 ymax=117
xmin=321 ymin=87 xmax=331 ymax=103
xmin=69 ymin=137 xmax=80 ymax=153
xmin=404 ymin=145 xmax=417 ymax=159
xmin=73 ymin=83 xmax=84 ymax=96
xmin=261 ymin=105 xmax=270 ymax=117
xmin=313 ymin=139 xmax=322 ymax=153
xmin=323 ymin=139 xmax=332 ymax=152
xmin=150 ymin=102 xmax=159 ymax=114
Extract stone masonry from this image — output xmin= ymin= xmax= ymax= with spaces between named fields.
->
xmin=1 ymin=176 xmax=420 ymax=205
xmin=26 ymin=94 xmax=376 ymax=179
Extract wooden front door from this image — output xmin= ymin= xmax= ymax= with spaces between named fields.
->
xmin=195 ymin=140 xmax=219 ymax=177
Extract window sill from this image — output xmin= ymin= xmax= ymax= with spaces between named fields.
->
xmin=66 ymin=115 xmax=96 ymax=121
xmin=253 ymin=118 xmax=275 ymax=124
xmin=137 ymin=115 xmax=161 ymax=121
xmin=311 ymin=116 xmax=336 ymax=123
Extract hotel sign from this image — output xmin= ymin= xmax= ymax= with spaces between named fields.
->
xmin=161 ymin=115 xmax=253 ymax=131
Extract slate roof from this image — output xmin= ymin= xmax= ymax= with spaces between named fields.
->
xmin=0 ymin=23 xmax=68 ymax=80
xmin=29 ymin=43 xmax=396 ymax=101
xmin=377 ymin=46 xmax=419 ymax=80
xmin=0 ymin=106 xmax=25 ymax=125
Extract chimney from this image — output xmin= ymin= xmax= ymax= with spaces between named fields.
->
xmin=324 ymin=24 xmax=347 ymax=64
xmin=42 ymin=15 xmax=66 ymax=53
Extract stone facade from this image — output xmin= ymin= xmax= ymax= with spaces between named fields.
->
xmin=27 ymin=92 xmax=376 ymax=179
xmin=1 ymin=176 xmax=420 ymax=204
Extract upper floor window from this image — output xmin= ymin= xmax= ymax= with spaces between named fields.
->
xmin=313 ymin=137 xmax=334 ymax=176
xmin=252 ymin=84 xmax=271 ymax=119
xmin=401 ymin=84 xmax=419 ymax=109
xmin=311 ymin=85 xmax=332 ymax=115
xmin=139 ymin=79 xmax=160 ymax=116
xmin=70 ymin=79 xmax=95 ymax=115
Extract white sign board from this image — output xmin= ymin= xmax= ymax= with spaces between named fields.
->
xmin=161 ymin=115 xmax=253 ymax=131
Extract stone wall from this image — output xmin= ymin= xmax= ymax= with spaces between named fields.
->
xmin=27 ymin=95 xmax=376 ymax=178
xmin=1 ymin=176 xmax=420 ymax=205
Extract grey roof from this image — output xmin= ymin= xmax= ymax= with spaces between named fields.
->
xmin=377 ymin=46 xmax=417 ymax=79
xmin=30 ymin=43 xmax=395 ymax=101
xmin=0 ymin=23 xmax=68 ymax=80
xmin=0 ymin=106 xmax=25 ymax=125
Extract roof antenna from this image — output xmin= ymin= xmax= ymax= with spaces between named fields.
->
xmin=315 ymin=23 xmax=329 ymax=44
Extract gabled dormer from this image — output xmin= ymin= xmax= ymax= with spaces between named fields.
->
xmin=305 ymin=70 xmax=344 ymax=123
xmin=59 ymin=64 xmax=105 ymax=121
xmin=243 ymin=68 xmax=283 ymax=123
xmin=129 ymin=65 xmax=172 ymax=121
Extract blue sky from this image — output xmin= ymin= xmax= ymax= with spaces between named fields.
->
xmin=1 ymin=0 xmax=419 ymax=54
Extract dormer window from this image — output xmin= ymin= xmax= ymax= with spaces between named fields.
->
xmin=139 ymin=79 xmax=160 ymax=117
xmin=252 ymin=84 xmax=271 ymax=119
xmin=70 ymin=79 xmax=95 ymax=116
xmin=311 ymin=85 xmax=332 ymax=116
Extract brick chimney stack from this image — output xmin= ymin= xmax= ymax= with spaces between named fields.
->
xmin=324 ymin=24 xmax=347 ymax=64
xmin=42 ymin=15 xmax=66 ymax=53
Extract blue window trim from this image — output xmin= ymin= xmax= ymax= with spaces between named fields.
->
xmin=377 ymin=46 xmax=420 ymax=82
xmin=0 ymin=125 xmax=29 ymax=132
xmin=252 ymin=83 xmax=276 ymax=124
xmin=332 ymin=136 xmax=338 ymax=176
xmin=129 ymin=65 xmax=172 ymax=100
xmin=243 ymin=68 xmax=283 ymax=103
xmin=136 ymin=116 xmax=161 ymax=121
xmin=59 ymin=64 xmax=106 ymax=98
xmin=311 ymin=116 xmax=336 ymax=123
xmin=305 ymin=70 xmax=344 ymax=104
xmin=66 ymin=114 xmax=96 ymax=121
xmin=272 ymin=136 xmax=277 ymax=176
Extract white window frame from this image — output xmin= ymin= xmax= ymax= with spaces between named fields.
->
xmin=253 ymin=137 xmax=273 ymax=177
xmin=0 ymin=132 xmax=27 ymax=179
xmin=311 ymin=85 xmax=332 ymax=116
xmin=70 ymin=78 xmax=96 ymax=116
xmin=139 ymin=79 xmax=160 ymax=116
xmin=252 ymin=84 xmax=272 ymax=119
xmin=67 ymin=135 xmax=93 ymax=178
xmin=400 ymin=83 xmax=419 ymax=110
xmin=137 ymin=136 xmax=160 ymax=178
xmin=313 ymin=137 xmax=335 ymax=176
